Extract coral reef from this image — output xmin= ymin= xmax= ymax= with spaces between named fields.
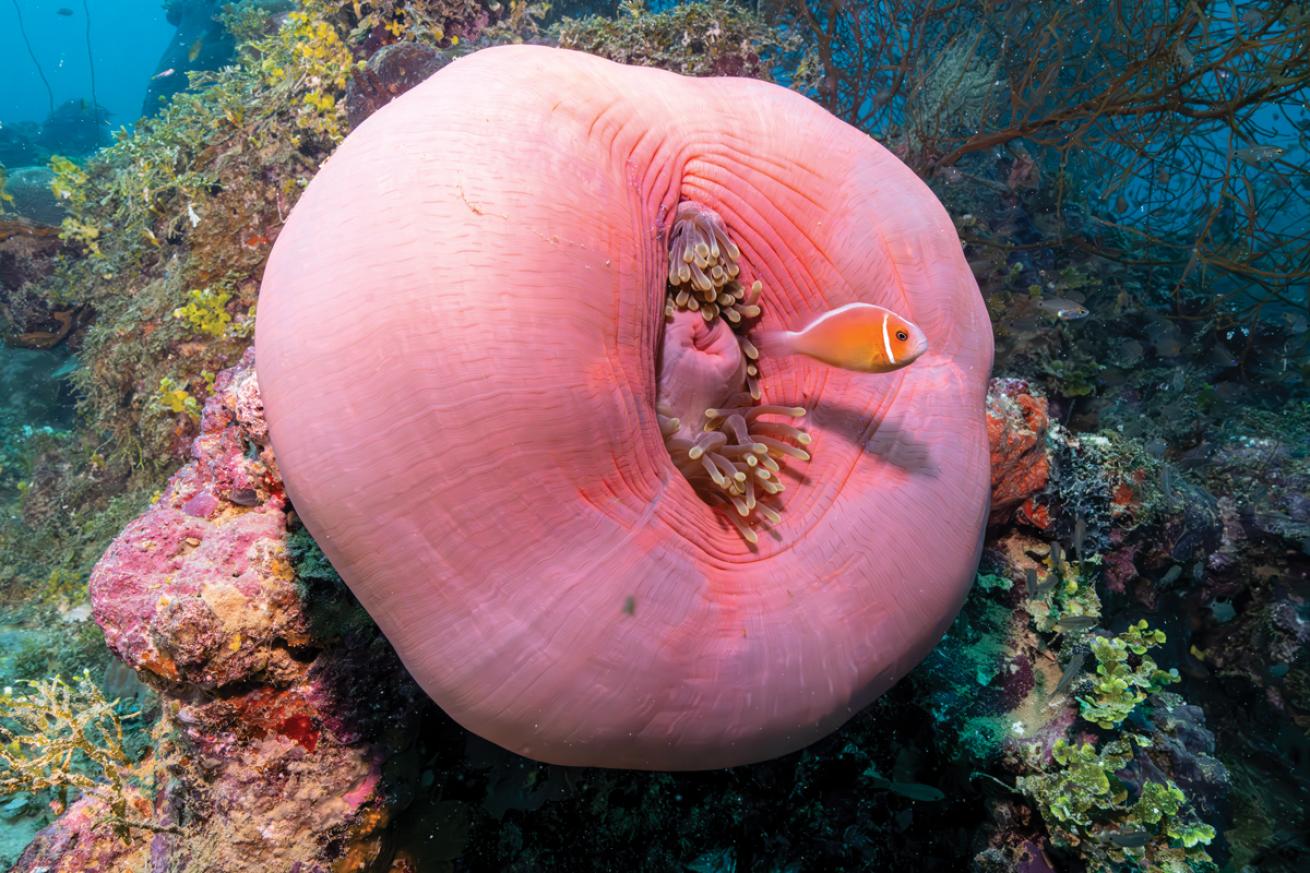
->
xmin=916 ymin=377 xmax=1236 ymax=872
xmin=344 ymin=40 xmax=452 ymax=130
xmin=2 ymin=0 xmax=1306 ymax=869
xmin=13 ymin=352 xmax=430 ymax=872
xmin=554 ymin=0 xmax=812 ymax=81
xmin=0 ymin=222 xmax=68 ymax=349
xmin=5 ymin=363 xmax=1268 ymax=872
xmin=986 ymin=377 xmax=1051 ymax=527
xmin=10 ymin=789 xmax=151 ymax=873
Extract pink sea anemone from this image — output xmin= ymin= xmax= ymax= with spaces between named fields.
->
xmin=255 ymin=45 xmax=993 ymax=769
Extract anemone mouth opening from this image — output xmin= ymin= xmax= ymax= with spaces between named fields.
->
xmin=656 ymin=200 xmax=812 ymax=545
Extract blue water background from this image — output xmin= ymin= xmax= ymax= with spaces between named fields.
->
xmin=0 ymin=0 xmax=173 ymax=129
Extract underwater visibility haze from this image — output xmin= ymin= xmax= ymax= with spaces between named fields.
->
xmin=0 ymin=1 xmax=1307 ymax=871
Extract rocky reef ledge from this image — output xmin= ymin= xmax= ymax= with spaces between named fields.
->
xmin=14 ymin=350 xmax=427 ymax=873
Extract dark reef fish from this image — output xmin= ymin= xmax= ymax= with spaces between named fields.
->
xmin=864 ymin=767 xmax=946 ymax=802
xmin=1054 ymin=614 xmax=1099 ymax=633
xmin=1100 ymin=829 xmax=1153 ymax=849
xmin=1053 ymin=650 xmax=1088 ymax=696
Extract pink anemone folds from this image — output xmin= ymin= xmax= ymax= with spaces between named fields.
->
xmin=254 ymin=45 xmax=994 ymax=770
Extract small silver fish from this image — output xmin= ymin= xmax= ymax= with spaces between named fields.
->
xmin=152 ymin=68 xmax=176 ymax=80
xmin=1235 ymin=145 xmax=1285 ymax=165
xmin=1036 ymin=298 xmax=1089 ymax=320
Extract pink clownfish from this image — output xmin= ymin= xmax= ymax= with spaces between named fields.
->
xmin=755 ymin=302 xmax=929 ymax=373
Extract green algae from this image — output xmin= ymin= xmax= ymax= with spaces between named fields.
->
xmin=1018 ymin=734 xmax=1217 ymax=873
xmin=914 ymin=571 xmax=1017 ymax=764
xmin=1079 ymin=622 xmax=1179 ymax=731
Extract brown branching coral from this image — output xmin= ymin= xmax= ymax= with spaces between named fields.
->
xmin=0 ymin=673 xmax=135 ymax=815
xmin=776 ymin=0 xmax=1310 ymax=317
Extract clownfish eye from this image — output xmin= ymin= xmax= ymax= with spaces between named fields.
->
xmin=895 ymin=330 xmax=908 ymax=341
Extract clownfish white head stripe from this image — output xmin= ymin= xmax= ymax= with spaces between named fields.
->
xmin=880 ymin=310 xmax=897 ymax=366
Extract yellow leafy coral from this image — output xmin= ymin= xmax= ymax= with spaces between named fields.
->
xmin=276 ymin=6 xmax=365 ymax=142
xmin=154 ymin=376 xmax=202 ymax=421
xmin=0 ymin=166 xmax=14 ymax=209
xmin=49 ymin=155 xmax=103 ymax=256
xmin=48 ymin=155 xmax=88 ymax=205
xmin=173 ymin=286 xmax=233 ymax=338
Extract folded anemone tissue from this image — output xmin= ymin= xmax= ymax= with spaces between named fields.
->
xmin=255 ymin=45 xmax=993 ymax=770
